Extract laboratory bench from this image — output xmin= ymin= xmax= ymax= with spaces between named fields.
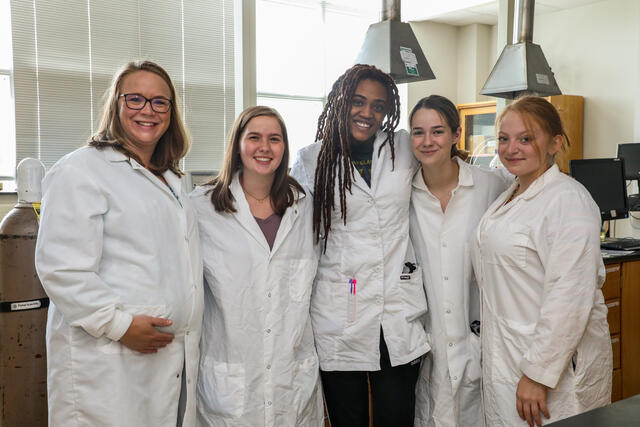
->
xmin=546 ymin=394 xmax=640 ymax=426
xmin=602 ymin=253 xmax=640 ymax=402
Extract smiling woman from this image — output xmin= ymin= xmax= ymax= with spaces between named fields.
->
xmin=35 ymin=60 xmax=203 ymax=427
xmin=291 ymin=64 xmax=430 ymax=427
xmin=190 ymin=105 xmax=323 ymax=426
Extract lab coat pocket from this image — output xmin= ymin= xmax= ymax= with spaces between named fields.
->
xmin=96 ymin=304 xmax=169 ymax=355
xmin=399 ymin=266 xmax=428 ymax=322
xmin=487 ymin=223 xmax=530 ymax=269
xmin=197 ymin=357 xmax=246 ymax=418
xmin=289 ymin=258 xmax=317 ymax=303
xmin=491 ymin=316 xmax=535 ymax=382
xmin=312 ymin=280 xmax=349 ymax=330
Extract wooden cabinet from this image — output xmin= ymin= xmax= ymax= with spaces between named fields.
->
xmin=458 ymin=101 xmax=498 ymax=167
xmin=603 ymin=259 xmax=640 ymax=402
xmin=603 ymin=263 xmax=623 ymax=401
xmin=456 ymin=95 xmax=584 ymax=173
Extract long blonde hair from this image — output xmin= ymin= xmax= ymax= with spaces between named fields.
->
xmin=88 ymin=60 xmax=190 ymax=176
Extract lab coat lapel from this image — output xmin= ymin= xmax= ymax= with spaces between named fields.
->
xmin=103 ymin=147 xmax=183 ymax=208
xmin=270 ymin=190 xmax=305 ymax=257
xmin=370 ymin=130 xmax=388 ymax=194
xmin=230 ymin=175 xmax=271 ymax=253
xmin=350 ymin=163 xmax=372 ymax=195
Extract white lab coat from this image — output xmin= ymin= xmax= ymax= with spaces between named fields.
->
xmin=411 ymin=158 xmax=510 ymax=427
xmin=190 ymin=175 xmax=323 ymax=427
xmin=471 ymin=164 xmax=612 ymax=426
xmin=35 ymin=146 xmax=204 ymax=427
xmin=290 ymin=129 xmax=430 ymax=371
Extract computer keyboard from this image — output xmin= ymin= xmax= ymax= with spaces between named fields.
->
xmin=600 ymin=237 xmax=640 ymax=251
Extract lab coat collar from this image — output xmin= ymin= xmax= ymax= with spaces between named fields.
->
xmin=455 ymin=157 xmax=474 ymax=188
xmin=102 ymin=146 xmax=130 ymax=162
xmin=411 ymin=156 xmax=474 ymax=193
xmin=518 ymin=163 xmax=560 ymax=201
xmin=229 ymin=173 xmax=302 ymax=256
xmin=491 ymin=163 xmax=560 ymax=213
xmin=102 ymin=146 xmax=184 ymax=207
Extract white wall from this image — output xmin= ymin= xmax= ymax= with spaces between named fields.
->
xmin=533 ymin=0 xmax=640 ymax=159
xmin=456 ymin=23 xmax=494 ymax=104
xmin=407 ymin=21 xmax=459 ymax=110
xmin=533 ymin=0 xmax=640 ymax=236
xmin=407 ymin=20 xmax=496 ymax=110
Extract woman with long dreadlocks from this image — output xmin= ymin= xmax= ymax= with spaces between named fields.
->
xmin=291 ymin=64 xmax=430 ymax=426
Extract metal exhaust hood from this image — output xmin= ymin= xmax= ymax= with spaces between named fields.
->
xmin=481 ymin=0 xmax=561 ymax=99
xmin=355 ymin=0 xmax=435 ymax=84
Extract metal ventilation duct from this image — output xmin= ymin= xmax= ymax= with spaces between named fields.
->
xmin=481 ymin=0 xmax=561 ymax=99
xmin=355 ymin=0 xmax=435 ymax=84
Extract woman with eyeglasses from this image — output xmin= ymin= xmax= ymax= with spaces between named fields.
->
xmin=35 ymin=60 xmax=203 ymax=426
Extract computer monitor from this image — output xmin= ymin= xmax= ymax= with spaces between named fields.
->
xmin=617 ymin=143 xmax=640 ymax=180
xmin=570 ymin=158 xmax=628 ymax=221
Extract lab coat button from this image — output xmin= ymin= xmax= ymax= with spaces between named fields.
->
xmin=267 ymin=401 xmax=272 ymax=406
xmin=266 ymin=328 xmax=271 ymax=333
xmin=367 ymin=198 xmax=374 ymax=205
xmin=267 ymin=292 xmax=272 ymax=298
xmin=442 ymin=242 xmax=447 ymax=247
xmin=266 ymin=364 xmax=271 ymax=370
xmin=446 ymin=309 xmax=451 ymax=314
xmin=186 ymin=331 xmax=190 ymax=336
xmin=453 ymin=376 xmax=458 ymax=381
xmin=444 ymin=276 xmax=449 ymax=281
xmin=449 ymin=342 xmax=453 ymax=347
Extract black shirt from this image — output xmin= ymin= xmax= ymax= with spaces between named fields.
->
xmin=351 ymin=138 xmax=374 ymax=187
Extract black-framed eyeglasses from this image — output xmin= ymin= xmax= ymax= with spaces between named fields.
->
xmin=120 ymin=93 xmax=172 ymax=113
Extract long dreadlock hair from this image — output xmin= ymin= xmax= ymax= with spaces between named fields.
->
xmin=313 ymin=64 xmax=400 ymax=251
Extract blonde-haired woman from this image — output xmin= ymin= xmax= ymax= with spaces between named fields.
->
xmin=472 ymin=96 xmax=612 ymax=426
xmin=190 ymin=106 xmax=323 ymax=426
xmin=36 ymin=60 xmax=203 ymax=426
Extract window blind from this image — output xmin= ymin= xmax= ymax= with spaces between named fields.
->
xmin=10 ymin=0 xmax=235 ymax=172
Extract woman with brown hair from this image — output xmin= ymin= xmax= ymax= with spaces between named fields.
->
xmin=190 ymin=106 xmax=323 ymax=426
xmin=409 ymin=95 xmax=510 ymax=427
xmin=35 ymin=60 xmax=203 ymax=426
xmin=291 ymin=64 xmax=430 ymax=426
xmin=472 ymin=96 xmax=612 ymax=426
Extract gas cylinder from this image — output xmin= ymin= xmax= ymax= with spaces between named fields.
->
xmin=0 ymin=158 xmax=48 ymax=426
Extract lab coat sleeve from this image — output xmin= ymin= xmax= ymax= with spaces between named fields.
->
xmin=519 ymin=189 xmax=603 ymax=388
xmin=35 ymin=162 xmax=133 ymax=341
xmin=290 ymin=149 xmax=313 ymax=195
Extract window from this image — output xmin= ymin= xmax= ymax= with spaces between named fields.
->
xmin=4 ymin=0 xmax=236 ymax=177
xmin=256 ymin=0 xmax=381 ymax=163
xmin=0 ymin=0 xmax=15 ymax=178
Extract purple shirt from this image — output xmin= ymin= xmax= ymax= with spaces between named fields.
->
xmin=254 ymin=213 xmax=282 ymax=250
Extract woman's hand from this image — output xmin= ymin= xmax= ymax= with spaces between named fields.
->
xmin=119 ymin=315 xmax=174 ymax=354
xmin=516 ymin=374 xmax=550 ymax=426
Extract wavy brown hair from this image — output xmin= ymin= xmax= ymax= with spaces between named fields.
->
xmin=207 ymin=106 xmax=303 ymax=214
xmin=410 ymin=94 xmax=469 ymax=161
xmin=88 ymin=60 xmax=189 ymax=176
xmin=313 ymin=64 xmax=400 ymax=251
